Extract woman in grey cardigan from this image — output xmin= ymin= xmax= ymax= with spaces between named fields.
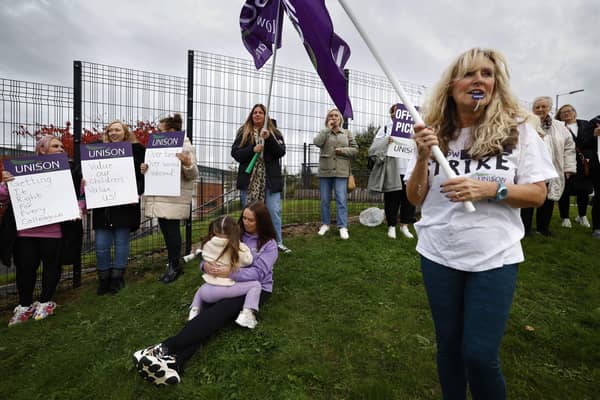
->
xmin=313 ymin=108 xmax=358 ymax=239
xmin=367 ymin=104 xmax=416 ymax=239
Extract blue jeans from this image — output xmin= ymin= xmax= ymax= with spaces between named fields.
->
xmin=319 ymin=177 xmax=348 ymax=228
xmin=95 ymin=228 xmax=131 ymax=271
xmin=420 ymin=256 xmax=518 ymax=400
xmin=240 ymin=189 xmax=283 ymax=245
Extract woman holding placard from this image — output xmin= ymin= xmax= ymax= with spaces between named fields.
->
xmin=0 ymin=136 xmax=83 ymax=326
xmin=141 ymin=114 xmax=198 ymax=284
xmin=406 ymin=48 xmax=557 ymax=399
xmin=367 ymin=103 xmax=416 ymax=239
xmin=92 ymin=120 xmax=145 ymax=295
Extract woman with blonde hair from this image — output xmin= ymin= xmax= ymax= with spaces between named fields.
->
xmin=92 ymin=120 xmax=145 ymax=294
xmin=313 ymin=108 xmax=358 ymax=239
xmin=406 ymin=48 xmax=557 ymax=399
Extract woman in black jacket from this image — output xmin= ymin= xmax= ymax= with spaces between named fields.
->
xmin=231 ymin=104 xmax=290 ymax=253
xmin=92 ymin=120 xmax=145 ymax=294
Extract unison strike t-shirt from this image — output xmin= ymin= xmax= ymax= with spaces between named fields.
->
xmin=405 ymin=123 xmax=557 ymax=272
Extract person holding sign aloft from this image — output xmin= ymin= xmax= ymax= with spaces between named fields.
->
xmin=141 ymin=114 xmax=198 ymax=284
xmin=0 ymin=136 xmax=84 ymax=326
xmin=92 ymin=120 xmax=145 ymax=295
xmin=314 ymin=108 xmax=358 ymax=240
xmin=405 ymin=48 xmax=557 ymax=399
xmin=367 ymin=104 xmax=416 ymax=239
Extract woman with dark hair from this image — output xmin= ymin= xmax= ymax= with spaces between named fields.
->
xmin=141 ymin=114 xmax=198 ymax=283
xmin=132 ymin=200 xmax=278 ymax=385
xmin=555 ymin=104 xmax=594 ymax=229
xmin=1 ymin=136 xmax=84 ymax=326
xmin=231 ymin=104 xmax=290 ymax=253
xmin=406 ymin=48 xmax=557 ymax=399
xmin=92 ymin=120 xmax=145 ymax=294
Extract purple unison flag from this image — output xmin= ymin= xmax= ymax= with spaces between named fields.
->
xmin=282 ymin=0 xmax=353 ymax=118
xmin=240 ymin=0 xmax=284 ymax=69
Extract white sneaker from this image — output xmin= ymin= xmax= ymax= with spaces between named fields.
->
xmin=235 ymin=308 xmax=258 ymax=329
xmin=318 ymin=225 xmax=330 ymax=236
xmin=339 ymin=227 xmax=349 ymax=240
xmin=576 ymin=216 xmax=591 ymax=228
xmin=188 ymin=306 xmax=199 ymax=321
xmin=561 ymin=218 xmax=572 ymax=228
xmin=399 ymin=225 xmax=414 ymax=239
xmin=387 ymin=226 xmax=396 ymax=239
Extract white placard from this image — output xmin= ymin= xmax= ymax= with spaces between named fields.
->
xmin=143 ymin=132 xmax=185 ymax=196
xmin=80 ymin=142 xmax=139 ymax=209
xmin=386 ymin=137 xmax=416 ymax=160
xmin=4 ymin=154 xmax=79 ymax=230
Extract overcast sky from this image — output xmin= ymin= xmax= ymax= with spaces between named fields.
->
xmin=1 ymin=0 xmax=598 ymax=119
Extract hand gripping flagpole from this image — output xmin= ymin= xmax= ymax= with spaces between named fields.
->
xmin=246 ymin=1 xmax=281 ymax=175
xmin=337 ymin=0 xmax=475 ymax=212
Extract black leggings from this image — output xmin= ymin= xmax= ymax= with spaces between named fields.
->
xmin=558 ymin=179 xmax=590 ymax=218
xmin=383 ymin=176 xmax=416 ymax=226
xmin=521 ymin=199 xmax=554 ymax=234
xmin=13 ymin=236 xmax=62 ymax=306
xmin=158 ymin=218 xmax=182 ymax=263
xmin=163 ymin=291 xmax=271 ymax=370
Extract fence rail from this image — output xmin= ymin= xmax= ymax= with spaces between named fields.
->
xmin=0 ymin=49 xmax=421 ymax=308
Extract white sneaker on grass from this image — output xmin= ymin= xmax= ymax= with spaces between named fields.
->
xmin=235 ymin=308 xmax=258 ymax=329
xmin=339 ymin=227 xmax=349 ymax=240
xmin=399 ymin=225 xmax=414 ymax=239
xmin=318 ymin=224 xmax=330 ymax=236
xmin=561 ymin=218 xmax=572 ymax=228
xmin=387 ymin=226 xmax=396 ymax=239
xmin=575 ymin=215 xmax=591 ymax=228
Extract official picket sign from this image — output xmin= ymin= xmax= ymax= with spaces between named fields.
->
xmin=80 ymin=142 xmax=139 ymax=209
xmin=3 ymin=153 xmax=79 ymax=230
xmin=143 ymin=131 xmax=185 ymax=196
xmin=387 ymin=103 xmax=418 ymax=159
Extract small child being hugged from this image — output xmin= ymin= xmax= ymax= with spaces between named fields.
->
xmin=189 ymin=215 xmax=261 ymax=329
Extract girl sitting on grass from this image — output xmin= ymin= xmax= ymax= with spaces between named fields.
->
xmin=188 ymin=215 xmax=259 ymax=329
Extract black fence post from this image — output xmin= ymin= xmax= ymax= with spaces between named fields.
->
xmin=72 ymin=61 xmax=82 ymax=288
xmin=343 ymin=68 xmax=350 ymax=130
xmin=184 ymin=50 xmax=194 ymax=255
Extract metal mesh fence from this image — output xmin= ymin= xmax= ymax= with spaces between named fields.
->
xmin=0 ymin=79 xmax=74 ymax=305
xmin=0 ymin=51 xmax=431 ymax=308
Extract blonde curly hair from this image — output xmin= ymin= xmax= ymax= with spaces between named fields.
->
xmin=422 ymin=48 xmax=531 ymax=159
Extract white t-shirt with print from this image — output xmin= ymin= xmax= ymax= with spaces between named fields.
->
xmin=405 ymin=123 xmax=557 ymax=272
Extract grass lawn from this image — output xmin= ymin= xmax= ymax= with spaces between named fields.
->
xmin=0 ymin=214 xmax=598 ymax=399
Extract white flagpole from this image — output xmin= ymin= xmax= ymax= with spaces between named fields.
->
xmin=246 ymin=1 xmax=281 ymax=174
xmin=337 ymin=0 xmax=475 ymax=212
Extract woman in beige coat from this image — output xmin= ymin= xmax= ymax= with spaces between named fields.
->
xmin=141 ymin=114 xmax=199 ymax=283
xmin=313 ymin=108 xmax=358 ymax=239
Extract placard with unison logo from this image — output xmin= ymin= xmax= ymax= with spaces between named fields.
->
xmin=80 ymin=142 xmax=138 ymax=209
xmin=144 ymin=131 xmax=185 ymax=196
xmin=3 ymin=153 xmax=79 ymax=230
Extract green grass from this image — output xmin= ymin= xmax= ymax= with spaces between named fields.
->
xmin=0 ymin=213 xmax=598 ymax=399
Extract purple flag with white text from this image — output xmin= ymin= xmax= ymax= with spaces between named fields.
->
xmin=282 ymin=0 xmax=353 ymax=118
xmin=240 ymin=0 xmax=284 ymax=69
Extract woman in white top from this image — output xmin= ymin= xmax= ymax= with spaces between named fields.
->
xmin=405 ymin=48 xmax=556 ymax=400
